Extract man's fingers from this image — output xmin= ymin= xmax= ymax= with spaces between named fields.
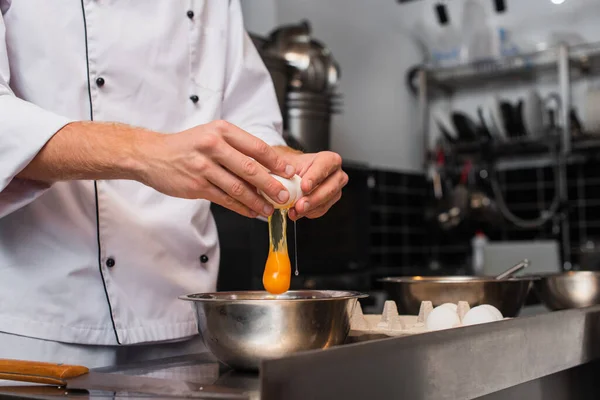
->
xmin=294 ymin=169 xmax=348 ymax=215
xmin=214 ymin=120 xmax=295 ymax=178
xmin=303 ymin=191 xmax=342 ymax=219
xmin=203 ymin=183 xmax=258 ymax=219
xmin=299 ymin=151 xmax=342 ymax=194
xmin=212 ymin=144 xmax=291 ymax=206
xmin=205 ymin=164 xmax=275 ymax=217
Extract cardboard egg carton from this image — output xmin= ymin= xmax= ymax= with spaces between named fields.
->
xmin=348 ymin=300 xmax=506 ymax=339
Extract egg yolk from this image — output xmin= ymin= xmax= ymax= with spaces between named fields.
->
xmin=263 ymin=209 xmax=292 ymax=295
xmin=263 ymin=248 xmax=292 ymax=295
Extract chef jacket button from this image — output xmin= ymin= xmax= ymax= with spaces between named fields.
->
xmin=200 ymin=255 xmax=209 ymax=263
xmin=96 ymin=77 xmax=105 ymax=87
xmin=106 ymin=257 xmax=116 ymax=268
xmin=190 ymin=95 xmax=199 ymax=103
xmin=187 ymin=10 xmax=194 ymax=19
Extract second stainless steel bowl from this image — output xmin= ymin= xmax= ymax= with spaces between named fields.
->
xmin=180 ymin=290 xmax=366 ymax=370
xmin=533 ymin=271 xmax=600 ymax=310
xmin=380 ymin=276 xmax=534 ymax=317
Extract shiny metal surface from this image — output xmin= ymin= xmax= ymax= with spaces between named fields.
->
xmin=287 ymin=109 xmax=331 ymax=153
xmin=180 ymin=290 xmax=367 ymax=370
xmin=7 ymin=306 xmax=600 ymax=399
xmin=66 ymin=371 xmax=246 ymax=399
xmin=495 ymin=259 xmax=530 ymax=280
xmin=380 ymin=276 xmax=534 ymax=317
xmin=534 ymin=271 xmax=600 ymax=310
xmin=261 ymin=306 xmax=600 ymax=400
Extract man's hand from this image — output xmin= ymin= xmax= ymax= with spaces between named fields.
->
xmin=18 ymin=120 xmax=297 ymax=219
xmin=138 ymin=120 xmax=296 ymax=218
xmin=275 ymin=148 xmax=348 ymax=220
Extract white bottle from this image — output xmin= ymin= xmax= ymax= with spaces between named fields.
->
xmin=259 ymin=174 xmax=303 ymax=209
xmin=471 ymin=231 xmax=488 ymax=276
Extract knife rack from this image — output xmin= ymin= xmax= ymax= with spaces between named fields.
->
xmin=413 ymin=41 xmax=600 ymax=269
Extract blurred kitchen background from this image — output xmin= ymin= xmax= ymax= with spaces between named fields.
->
xmin=213 ymin=0 xmax=600 ymax=312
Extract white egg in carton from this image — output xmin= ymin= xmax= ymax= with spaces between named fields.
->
xmin=349 ymin=300 xmax=508 ymax=337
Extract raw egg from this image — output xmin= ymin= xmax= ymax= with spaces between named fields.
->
xmin=261 ymin=175 xmax=302 ymax=295
xmin=263 ymin=208 xmax=292 ymax=295
xmin=263 ymin=244 xmax=292 ymax=295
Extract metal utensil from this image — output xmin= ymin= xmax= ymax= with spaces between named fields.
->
xmin=379 ymin=275 xmax=534 ymax=317
xmin=495 ymin=259 xmax=530 ymax=280
xmin=533 ymin=271 xmax=600 ymax=310
xmin=0 ymin=359 xmax=247 ymax=399
xmin=437 ymin=160 xmax=471 ymax=230
xmin=180 ymin=290 xmax=367 ymax=371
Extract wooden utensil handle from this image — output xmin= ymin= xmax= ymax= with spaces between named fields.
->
xmin=0 ymin=359 xmax=89 ymax=386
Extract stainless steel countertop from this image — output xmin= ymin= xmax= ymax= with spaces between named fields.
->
xmin=2 ymin=305 xmax=600 ymax=399
xmin=261 ymin=305 xmax=600 ymax=399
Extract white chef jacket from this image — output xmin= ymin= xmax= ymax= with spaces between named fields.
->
xmin=0 ymin=0 xmax=285 ymax=346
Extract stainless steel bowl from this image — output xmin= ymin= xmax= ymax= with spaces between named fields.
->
xmin=533 ymin=271 xmax=600 ymax=310
xmin=180 ymin=290 xmax=367 ymax=370
xmin=380 ymin=276 xmax=534 ymax=317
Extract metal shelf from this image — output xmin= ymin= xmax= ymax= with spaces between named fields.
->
xmin=420 ymin=41 xmax=600 ymax=91
xmin=436 ymin=136 xmax=600 ymax=171
xmin=426 ymin=50 xmax=560 ymax=91
xmin=416 ymin=43 xmax=600 ymax=268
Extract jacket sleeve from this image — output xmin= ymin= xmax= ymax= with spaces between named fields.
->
xmin=0 ymin=12 xmax=73 ymax=218
xmin=220 ymin=0 xmax=287 ymax=148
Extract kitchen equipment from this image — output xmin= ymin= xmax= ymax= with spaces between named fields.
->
xmin=285 ymin=88 xmax=342 ymax=153
xmin=489 ymin=96 xmax=508 ymax=141
xmin=570 ymin=108 xmax=583 ymax=137
xmin=327 ymin=59 xmax=341 ymax=91
xmin=469 ymin=188 xmax=504 ymax=226
xmin=436 ymin=160 xmax=471 ymax=230
xmin=500 ymin=101 xmax=519 ymax=138
xmin=482 ymin=241 xmax=561 ymax=277
xmin=0 ymin=359 xmax=246 ymax=398
xmin=264 ymin=22 xmax=340 ymax=94
xmin=264 ymin=21 xmax=311 ymax=71
xmin=286 ymin=107 xmax=332 ymax=152
xmin=495 ymin=259 xmax=530 ymax=280
xmin=451 ymin=111 xmax=479 ymax=142
xmin=523 ymin=90 xmax=544 ymax=138
xmin=180 ymin=290 xmax=367 ymax=370
xmin=514 ymin=100 xmax=526 ymax=137
xmin=584 ymin=86 xmax=600 ymax=135
xmin=460 ymin=0 xmax=498 ymax=63
xmin=579 ymin=239 xmax=600 ymax=270
xmin=533 ymin=271 xmax=600 ymax=310
xmin=477 ymin=107 xmax=493 ymax=141
xmin=434 ymin=111 xmax=459 ymax=144
xmin=379 ymin=274 xmax=534 ymax=317
xmin=522 ymin=91 xmax=563 ymax=138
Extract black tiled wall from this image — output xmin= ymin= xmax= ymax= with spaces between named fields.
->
xmin=369 ymin=158 xmax=600 ymax=274
xmin=490 ymin=158 xmax=600 ymax=268
xmin=369 ymin=170 xmax=427 ymax=272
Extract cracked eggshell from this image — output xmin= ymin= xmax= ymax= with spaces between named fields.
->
xmin=259 ymin=174 xmax=302 ymax=209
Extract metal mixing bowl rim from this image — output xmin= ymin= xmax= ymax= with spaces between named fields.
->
xmin=529 ymin=271 xmax=600 ymax=280
xmin=379 ymin=276 xmax=538 ymax=283
xmin=179 ymin=290 xmax=368 ymax=303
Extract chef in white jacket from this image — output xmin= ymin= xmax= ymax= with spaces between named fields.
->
xmin=0 ymin=1 xmax=347 ymax=367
